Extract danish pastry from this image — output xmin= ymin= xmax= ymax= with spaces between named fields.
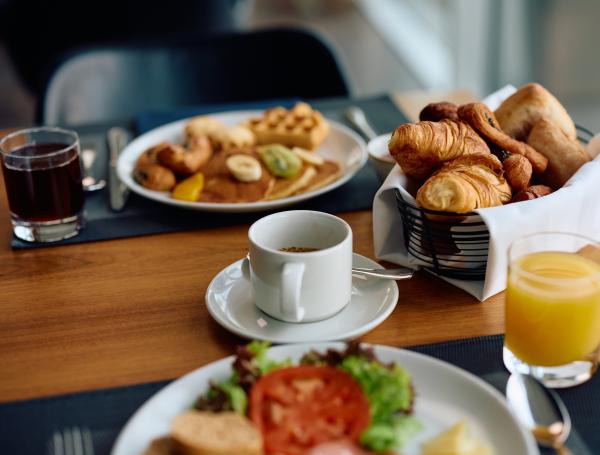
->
xmin=457 ymin=103 xmax=548 ymax=174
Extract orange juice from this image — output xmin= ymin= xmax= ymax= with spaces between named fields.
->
xmin=505 ymin=251 xmax=600 ymax=366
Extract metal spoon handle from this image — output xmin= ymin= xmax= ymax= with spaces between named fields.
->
xmin=352 ymin=267 xmax=414 ymax=280
xmin=81 ymin=147 xmax=106 ymax=192
xmin=344 ymin=106 xmax=378 ymax=141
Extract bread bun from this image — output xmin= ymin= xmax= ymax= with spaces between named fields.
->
xmin=527 ymin=118 xmax=590 ymax=189
xmin=494 ymin=83 xmax=577 ymax=141
xmin=495 ymin=83 xmax=576 ymax=141
xmin=171 ymin=411 xmax=263 ymax=455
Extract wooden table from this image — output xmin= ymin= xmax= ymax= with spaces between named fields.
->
xmin=0 ymin=91 xmax=507 ymax=405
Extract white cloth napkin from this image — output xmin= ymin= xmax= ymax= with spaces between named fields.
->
xmin=373 ymin=86 xmax=600 ymax=301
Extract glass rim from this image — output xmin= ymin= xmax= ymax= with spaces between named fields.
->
xmin=509 ymin=231 xmax=600 ymax=284
xmin=0 ymin=127 xmax=80 ymax=159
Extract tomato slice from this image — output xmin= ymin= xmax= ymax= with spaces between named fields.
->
xmin=249 ymin=365 xmax=370 ymax=455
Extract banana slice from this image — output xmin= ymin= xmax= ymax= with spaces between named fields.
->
xmin=226 ymin=154 xmax=262 ymax=182
xmin=292 ymin=147 xmax=325 ymax=166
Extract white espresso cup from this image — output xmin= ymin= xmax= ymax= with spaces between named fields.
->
xmin=244 ymin=210 xmax=353 ymax=323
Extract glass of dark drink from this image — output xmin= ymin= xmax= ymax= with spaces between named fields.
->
xmin=0 ymin=127 xmax=84 ymax=242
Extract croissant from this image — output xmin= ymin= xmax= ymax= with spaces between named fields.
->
xmin=389 ymin=120 xmax=490 ymax=181
xmin=416 ymin=154 xmax=512 ymax=213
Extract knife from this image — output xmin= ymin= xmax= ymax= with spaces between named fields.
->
xmin=107 ymin=127 xmax=131 ymax=211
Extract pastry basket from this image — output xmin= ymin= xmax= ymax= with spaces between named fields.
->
xmin=394 ymin=125 xmax=594 ymax=281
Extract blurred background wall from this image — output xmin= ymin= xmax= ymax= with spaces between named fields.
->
xmin=0 ymin=0 xmax=598 ymax=129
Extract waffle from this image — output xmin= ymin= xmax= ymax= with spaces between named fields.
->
xmin=246 ymin=102 xmax=330 ymax=150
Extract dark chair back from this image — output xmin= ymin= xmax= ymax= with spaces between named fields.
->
xmin=40 ymin=28 xmax=350 ymax=126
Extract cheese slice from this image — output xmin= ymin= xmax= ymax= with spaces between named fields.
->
xmin=421 ymin=421 xmax=493 ymax=455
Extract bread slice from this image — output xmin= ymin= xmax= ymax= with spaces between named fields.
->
xmin=171 ymin=411 xmax=263 ymax=455
xmin=142 ymin=436 xmax=179 ymax=455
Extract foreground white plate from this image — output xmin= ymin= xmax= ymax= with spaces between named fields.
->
xmin=206 ymin=253 xmax=399 ymax=343
xmin=117 ymin=111 xmax=367 ymax=212
xmin=111 ymin=343 xmax=539 ymax=455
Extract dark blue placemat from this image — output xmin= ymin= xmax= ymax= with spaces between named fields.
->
xmin=11 ymin=95 xmax=406 ymax=249
xmin=0 ymin=335 xmax=597 ymax=454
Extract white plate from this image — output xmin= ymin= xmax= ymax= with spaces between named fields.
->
xmin=110 ymin=342 xmax=539 ymax=455
xmin=117 ymin=111 xmax=367 ymax=212
xmin=205 ymin=253 xmax=399 ymax=343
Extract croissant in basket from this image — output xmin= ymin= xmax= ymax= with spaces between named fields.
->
xmin=388 ymin=119 xmax=490 ymax=181
xmin=416 ymin=154 xmax=512 ymax=213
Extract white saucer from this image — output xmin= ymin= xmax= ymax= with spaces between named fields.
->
xmin=205 ymin=253 xmax=399 ymax=343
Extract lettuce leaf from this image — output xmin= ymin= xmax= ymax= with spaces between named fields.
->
xmin=196 ymin=341 xmax=288 ymax=414
xmin=246 ymin=340 xmax=291 ymax=374
xmin=218 ymin=377 xmax=248 ymax=413
xmin=339 ymin=355 xmax=421 ymax=451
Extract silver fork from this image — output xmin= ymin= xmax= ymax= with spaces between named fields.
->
xmin=49 ymin=427 xmax=94 ymax=455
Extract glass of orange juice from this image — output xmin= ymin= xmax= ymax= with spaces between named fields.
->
xmin=504 ymin=232 xmax=600 ymax=388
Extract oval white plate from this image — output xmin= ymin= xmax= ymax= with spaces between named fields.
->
xmin=111 ymin=343 xmax=539 ymax=455
xmin=205 ymin=253 xmax=399 ymax=343
xmin=117 ymin=111 xmax=367 ymax=212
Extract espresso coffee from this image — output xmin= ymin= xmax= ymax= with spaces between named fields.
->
xmin=279 ymin=247 xmax=321 ymax=253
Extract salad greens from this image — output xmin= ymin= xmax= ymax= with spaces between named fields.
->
xmin=194 ymin=341 xmax=420 ymax=452
xmin=246 ymin=340 xmax=291 ymax=375
xmin=194 ymin=340 xmax=289 ymax=414
xmin=217 ymin=377 xmax=247 ymax=414
xmin=339 ymin=355 xmax=421 ymax=451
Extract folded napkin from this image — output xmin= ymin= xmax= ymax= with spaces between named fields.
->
xmin=373 ymin=86 xmax=600 ymax=300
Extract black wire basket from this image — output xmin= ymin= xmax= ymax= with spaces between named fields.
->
xmin=394 ymin=125 xmax=594 ymax=281
xmin=395 ymin=190 xmax=489 ymax=280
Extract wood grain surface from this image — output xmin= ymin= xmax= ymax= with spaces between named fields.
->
xmin=0 ymin=91 xmax=506 ymax=404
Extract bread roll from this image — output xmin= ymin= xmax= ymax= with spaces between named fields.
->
xmin=171 ymin=411 xmax=263 ymax=455
xmin=502 ymin=154 xmax=532 ymax=191
xmin=513 ymin=185 xmax=553 ymax=202
xmin=494 ymin=83 xmax=576 ymax=141
xmin=527 ymin=118 xmax=590 ymax=189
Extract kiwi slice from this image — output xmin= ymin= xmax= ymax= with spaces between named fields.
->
xmin=259 ymin=145 xmax=302 ymax=178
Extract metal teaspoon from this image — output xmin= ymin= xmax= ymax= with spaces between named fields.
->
xmin=352 ymin=266 xmax=414 ymax=280
xmin=506 ymin=373 xmax=573 ymax=455
xmin=344 ymin=106 xmax=378 ymax=141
